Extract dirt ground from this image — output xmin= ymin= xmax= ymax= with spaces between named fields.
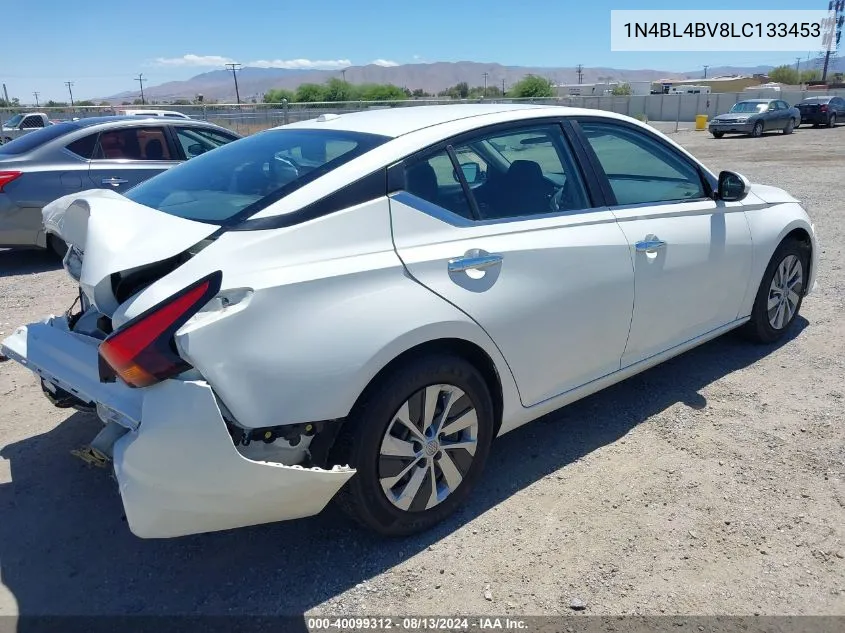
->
xmin=0 ymin=123 xmax=843 ymax=620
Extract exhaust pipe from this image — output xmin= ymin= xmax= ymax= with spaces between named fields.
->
xmin=71 ymin=421 xmax=130 ymax=467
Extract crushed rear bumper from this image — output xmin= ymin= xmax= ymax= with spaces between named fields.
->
xmin=1 ymin=317 xmax=355 ymax=538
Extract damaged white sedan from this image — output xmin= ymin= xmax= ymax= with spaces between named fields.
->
xmin=1 ymin=104 xmax=818 ymax=538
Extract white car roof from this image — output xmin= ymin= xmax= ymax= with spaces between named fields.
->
xmin=281 ymin=103 xmax=633 ymax=138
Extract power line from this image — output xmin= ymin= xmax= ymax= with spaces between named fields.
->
xmin=33 ymin=91 xmax=40 ymax=107
xmin=64 ymin=81 xmax=75 ymax=107
xmin=225 ymin=63 xmax=242 ymax=104
xmin=135 ymin=74 xmax=146 ymax=105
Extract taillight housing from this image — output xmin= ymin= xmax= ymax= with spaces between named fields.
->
xmin=98 ymin=271 xmax=222 ymax=388
xmin=820 ymin=104 xmax=829 ymax=112
xmin=0 ymin=171 xmax=22 ymax=192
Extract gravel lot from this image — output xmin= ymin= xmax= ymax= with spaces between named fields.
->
xmin=0 ymin=124 xmax=843 ymax=620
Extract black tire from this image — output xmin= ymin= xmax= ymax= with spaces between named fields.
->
xmin=48 ymin=234 xmax=68 ymax=259
xmin=783 ymin=118 xmax=795 ymax=134
xmin=331 ymin=353 xmax=495 ymax=536
xmin=711 ymin=131 xmax=725 ymax=138
xmin=828 ymin=113 xmax=837 ymax=128
xmin=743 ymin=238 xmax=810 ymax=344
xmin=750 ymin=121 xmax=764 ymax=138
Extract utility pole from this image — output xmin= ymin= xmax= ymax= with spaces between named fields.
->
xmin=225 ymin=63 xmax=242 ymax=104
xmin=341 ymin=68 xmax=347 ymax=82
xmin=33 ymin=91 xmax=40 ymax=107
xmin=135 ymin=74 xmax=146 ymax=105
xmin=703 ymin=65 xmax=709 ymax=79
xmin=795 ymin=57 xmax=801 ymax=72
xmin=482 ymin=72 xmax=489 ymax=97
xmin=576 ymin=64 xmax=584 ymax=85
xmin=502 ymin=78 xmax=506 ymax=96
xmin=65 ymin=81 xmax=75 ymax=107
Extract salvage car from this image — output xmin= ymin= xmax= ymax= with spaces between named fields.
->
xmin=708 ymin=99 xmax=800 ymax=138
xmin=796 ymin=96 xmax=845 ymax=128
xmin=0 ymin=116 xmax=239 ymax=255
xmin=0 ymin=104 xmax=818 ymax=539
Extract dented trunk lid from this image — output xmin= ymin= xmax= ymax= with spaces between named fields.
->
xmin=43 ymin=189 xmax=219 ymax=316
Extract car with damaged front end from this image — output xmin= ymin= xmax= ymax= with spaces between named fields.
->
xmin=1 ymin=105 xmax=818 ymax=539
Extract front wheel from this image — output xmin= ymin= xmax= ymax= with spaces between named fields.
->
xmin=743 ymin=239 xmax=809 ymax=344
xmin=331 ymin=353 xmax=495 ymax=536
xmin=711 ymin=131 xmax=725 ymax=138
xmin=750 ymin=121 xmax=764 ymax=138
xmin=783 ymin=118 xmax=795 ymax=134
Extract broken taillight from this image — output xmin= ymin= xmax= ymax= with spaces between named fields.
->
xmin=0 ymin=171 xmax=22 ymax=192
xmin=98 ymin=271 xmax=222 ymax=388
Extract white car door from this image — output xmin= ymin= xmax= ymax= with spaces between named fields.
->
xmin=574 ymin=119 xmax=753 ymax=368
xmin=389 ymin=121 xmax=635 ymax=407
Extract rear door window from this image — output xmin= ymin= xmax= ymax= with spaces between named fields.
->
xmin=93 ymin=127 xmax=175 ymax=161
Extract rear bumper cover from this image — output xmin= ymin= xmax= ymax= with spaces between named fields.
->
xmin=1 ymin=318 xmax=355 ymax=539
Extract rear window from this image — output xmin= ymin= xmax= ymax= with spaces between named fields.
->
xmin=801 ymin=97 xmax=830 ymax=103
xmin=0 ymin=122 xmax=79 ymax=155
xmin=124 ymin=128 xmax=389 ymax=224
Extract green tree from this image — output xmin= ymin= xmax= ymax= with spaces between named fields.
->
xmin=75 ymin=100 xmax=95 ymax=106
xmin=411 ymin=88 xmax=430 ymax=98
xmin=510 ymin=75 xmax=554 ymax=98
xmin=323 ymin=78 xmax=358 ymax=102
xmin=263 ymin=88 xmax=296 ymax=104
xmin=611 ymin=83 xmax=633 ymax=96
xmin=0 ymin=97 xmax=20 ymax=108
xmin=768 ymin=65 xmax=800 ymax=85
xmin=98 ymin=101 xmax=111 ymax=106
xmin=295 ymin=83 xmax=327 ymax=102
xmin=170 ymin=99 xmax=193 ymax=106
xmin=358 ymin=83 xmax=407 ymax=101
xmin=800 ymin=69 xmax=821 ymax=83
xmin=44 ymin=100 xmax=68 ymax=107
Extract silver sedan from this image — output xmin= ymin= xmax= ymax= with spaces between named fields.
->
xmin=0 ymin=116 xmax=239 ymax=255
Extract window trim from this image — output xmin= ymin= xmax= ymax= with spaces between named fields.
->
xmin=393 ymin=117 xmax=602 ymax=225
xmin=570 ymin=117 xmax=717 ymax=210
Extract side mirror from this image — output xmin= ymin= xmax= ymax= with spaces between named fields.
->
xmin=453 ymin=161 xmax=481 ymax=184
xmin=717 ymin=170 xmax=750 ymax=202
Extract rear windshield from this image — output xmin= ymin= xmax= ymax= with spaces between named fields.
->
xmin=124 ymin=128 xmax=389 ymax=224
xmin=801 ymin=97 xmax=830 ymax=103
xmin=0 ymin=122 xmax=79 ymax=155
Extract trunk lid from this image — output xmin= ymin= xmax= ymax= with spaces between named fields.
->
xmin=43 ymin=189 xmax=219 ymax=316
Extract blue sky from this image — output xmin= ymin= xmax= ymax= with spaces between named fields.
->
xmin=2 ymin=0 xmax=831 ymax=102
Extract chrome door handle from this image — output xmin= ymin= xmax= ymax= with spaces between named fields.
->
xmin=101 ymin=177 xmax=128 ymax=186
xmin=635 ymin=239 xmax=666 ymax=252
xmin=448 ymin=252 xmax=503 ymax=273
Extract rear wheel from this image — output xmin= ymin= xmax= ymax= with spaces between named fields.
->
xmin=750 ymin=121 xmax=764 ymax=138
xmin=783 ymin=118 xmax=795 ymax=134
xmin=743 ymin=239 xmax=809 ymax=344
xmin=331 ymin=353 xmax=495 ymax=536
xmin=828 ymin=113 xmax=837 ymax=128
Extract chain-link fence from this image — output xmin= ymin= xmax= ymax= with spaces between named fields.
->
xmin=3 ymin=90 xmax=845 ymax=137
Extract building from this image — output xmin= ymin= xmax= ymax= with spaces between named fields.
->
xmin=555 ymin=80 xmax=653 ymax=97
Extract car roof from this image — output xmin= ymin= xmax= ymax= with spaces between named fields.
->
xmin=279 ymin=103 xmax=632 ymax=138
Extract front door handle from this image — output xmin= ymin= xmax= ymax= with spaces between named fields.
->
xmin=635 ymin=238 xmax=666 ymax=252
xmin=101 ymin=177 xmax=128 ymax=186
xmin=448 ymin=251 xmax=503 ymax=273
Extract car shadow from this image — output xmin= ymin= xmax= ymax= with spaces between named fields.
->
xmin=0 ymin=318 xmax=807 ymax=624
xmin=0 ymin=249 xmax=60 ymax=277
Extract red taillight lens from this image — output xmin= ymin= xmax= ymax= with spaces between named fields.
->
xmin=0 ymin=171 xmax=22 ymax=192
xmin=98 ymin=271 xmax=222 ymax=388
xmin=820 ymin=104 xmax=829 ymax=112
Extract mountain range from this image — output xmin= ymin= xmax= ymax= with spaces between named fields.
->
xmin=104 ymin=60 xmax=835 ymax=102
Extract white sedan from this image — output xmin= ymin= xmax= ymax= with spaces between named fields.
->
xmin=1 ymin=104 xmax=818 ymax=538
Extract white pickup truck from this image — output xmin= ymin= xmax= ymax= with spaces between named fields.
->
xmin=1 ymin=112 xmax=52 ymax=144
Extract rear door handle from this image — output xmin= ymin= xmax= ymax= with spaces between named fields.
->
xmin=635 ymin=238 xmax=666 ymax=252
xmin=448 ymin=251 xmax=503 ymax=273
xmin=101 ymin=177 xmax=128 ymax=186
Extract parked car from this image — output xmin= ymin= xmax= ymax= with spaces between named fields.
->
xmin=0 ymin=116 xmax=240 ymax=255
xmin=115 ymin=109 xmax=192 ymax=120
xmin=708 ymin=99 xmax=800 ymax=138
xmin=796 ymin=96 xmax=845 ymax=128
xmin=1 ymin=112 xmax=52 ymax=144
xmin=1 ymin=104 xmax=817 ymax=539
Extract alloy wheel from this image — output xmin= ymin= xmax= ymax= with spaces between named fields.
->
xmin=378 ymin=384 xmax=478 ymax=512
xmin=767 ymin=255 xmax=803 ymax=330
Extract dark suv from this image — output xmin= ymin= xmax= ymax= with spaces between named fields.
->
xmin=797 ymin=96 xmax=845 ymax=128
